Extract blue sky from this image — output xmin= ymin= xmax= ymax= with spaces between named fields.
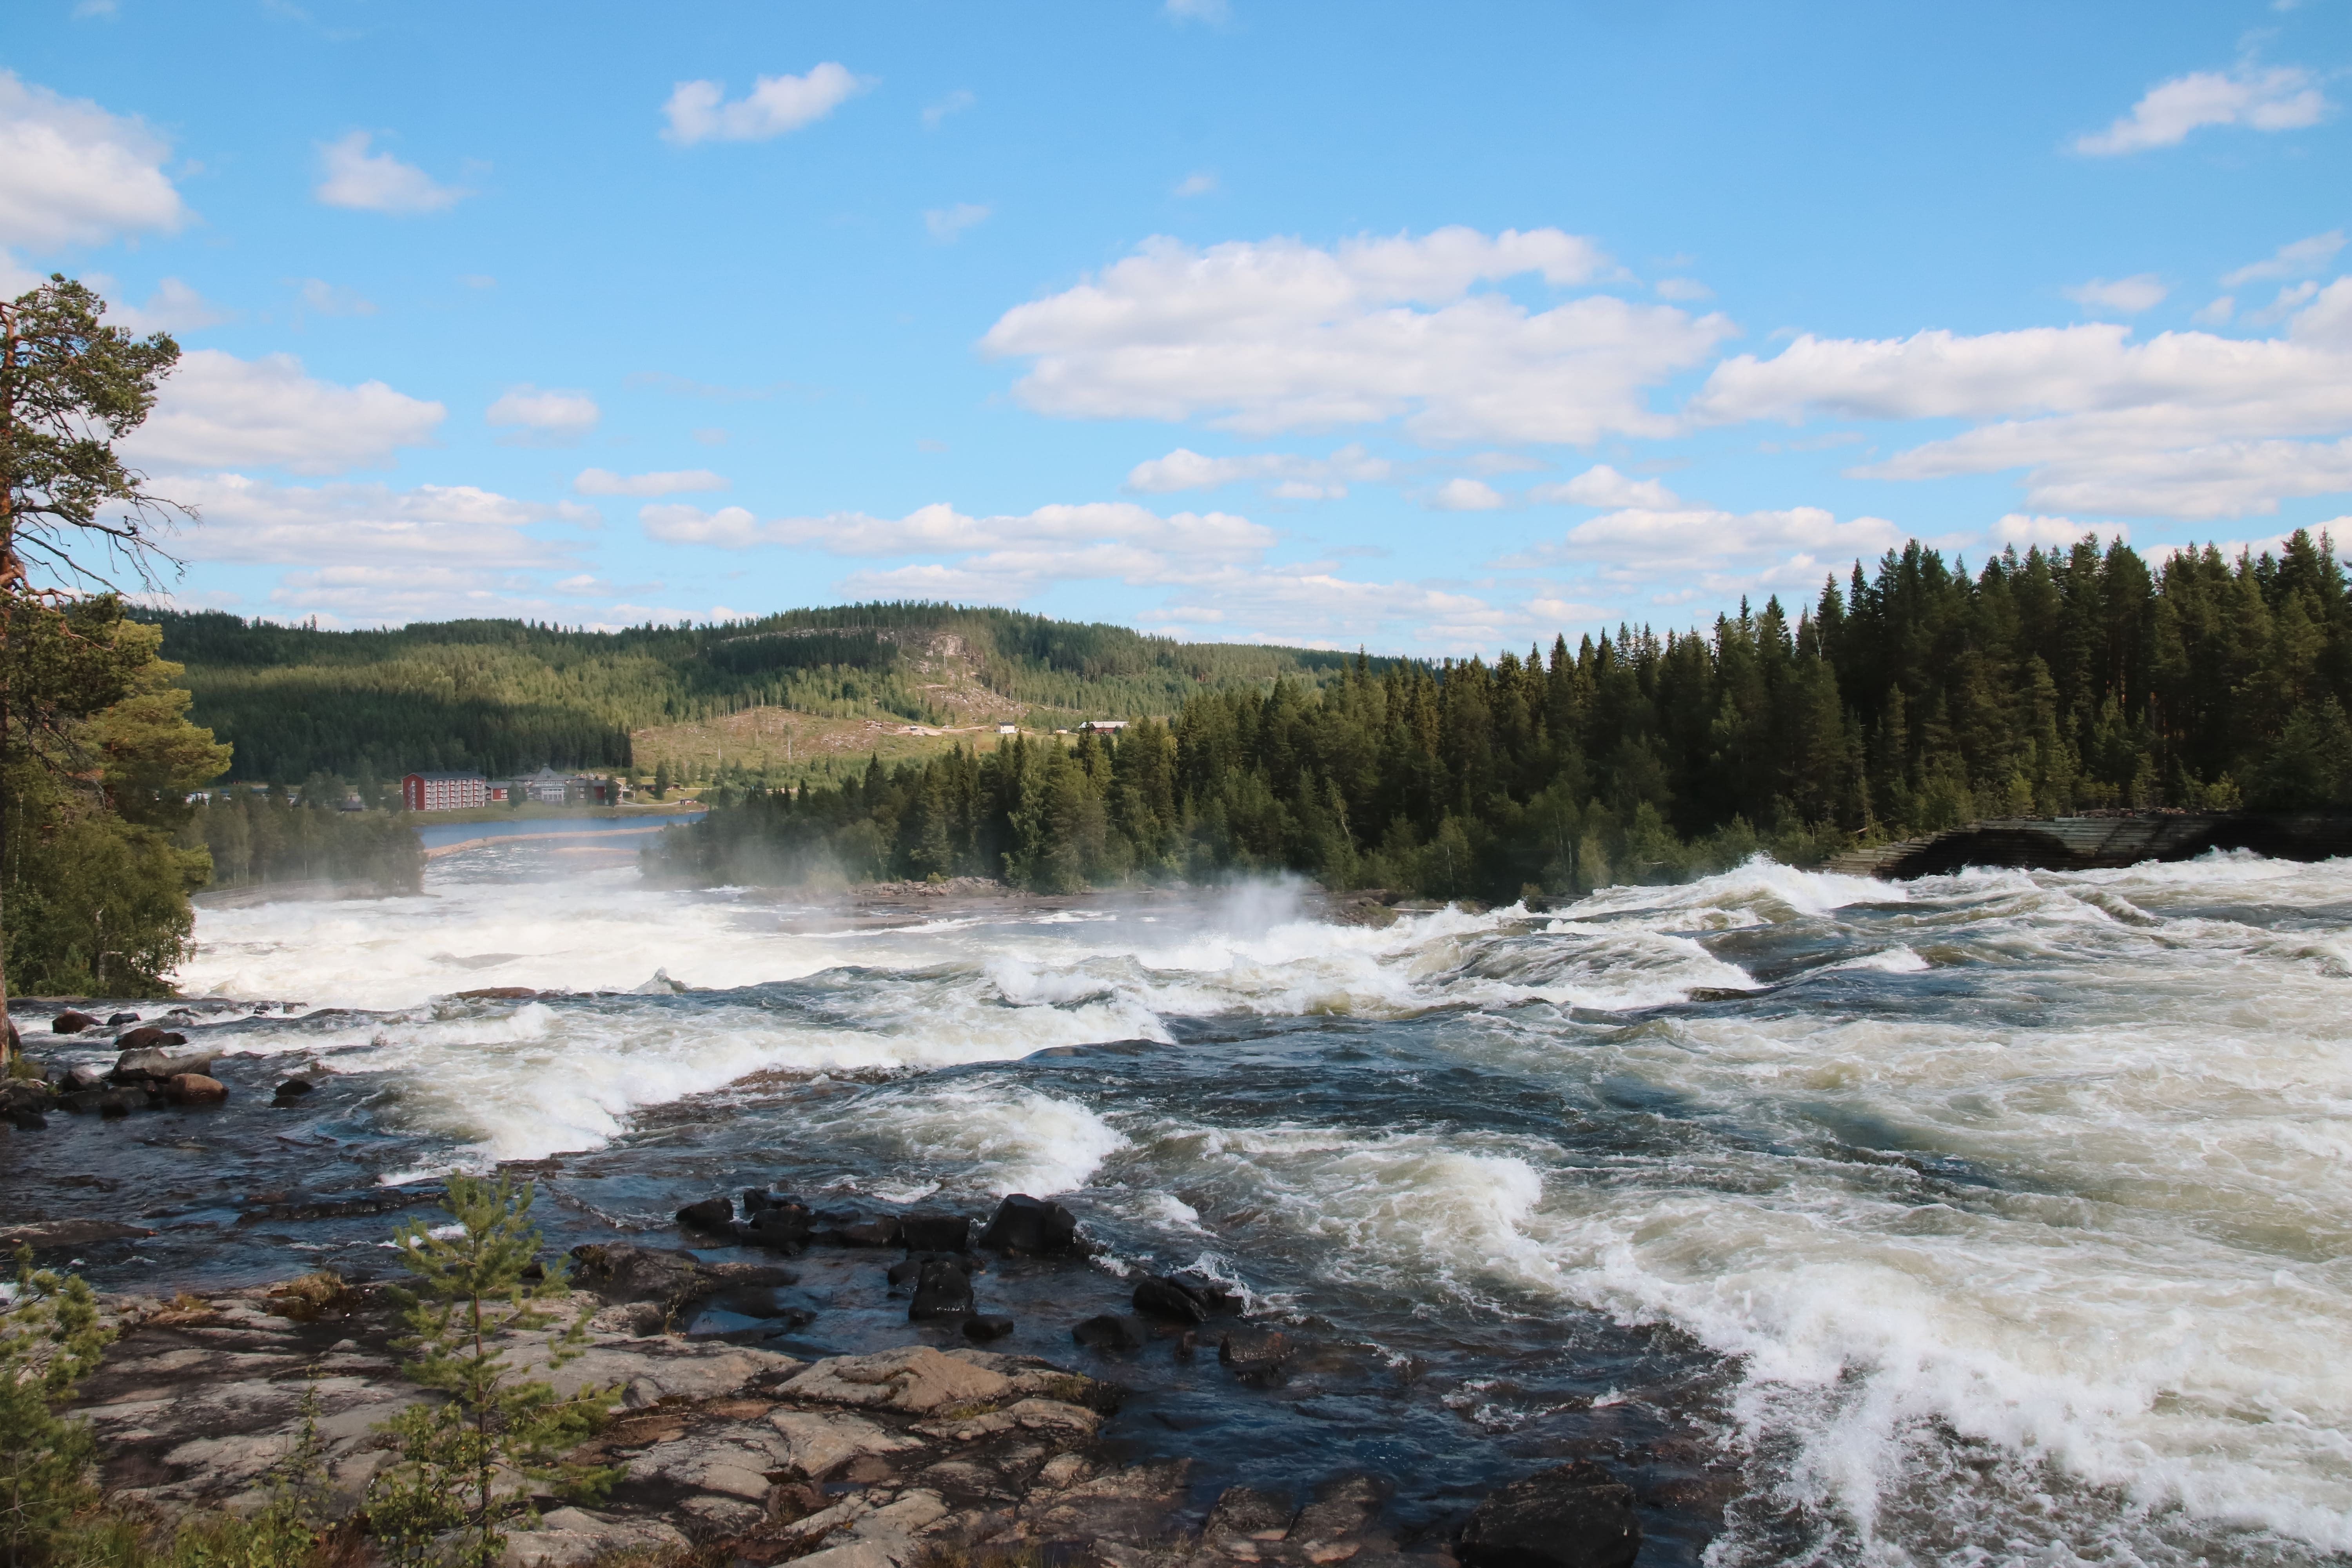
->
xmin=4 ymin=0 xmax=2347 ymax=653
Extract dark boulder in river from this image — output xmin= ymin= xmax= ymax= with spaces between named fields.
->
xmin=979 ymin=1192 xmax=1080 ymax=1255
xmin=51 ymin=1010 xmax=100 ymax=1034
xmin=1134 ymin=1272 xmax=1238 ymax=1322
xmin=113 ymin=1025 xmax=187 ymax=1053
xmin=674 ymin=1196 xmax=735 ymax=1234
xmin=907 ymin=1257 xmax=974 ymax=1320
xmin=1457 ymin=1461 xmax=1640 ymax=1568
xmin=900 ymin=1210 xmax=971 ymax=1252
xmin=964 ymin=1312 xmax=1016 ymax=1341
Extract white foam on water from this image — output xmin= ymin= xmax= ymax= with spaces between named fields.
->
xmin=808 ymin=1083 xmax=1128 ymax=1196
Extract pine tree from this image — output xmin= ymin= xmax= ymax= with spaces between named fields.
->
xmin=368 ymin=1175 xmax=617 ymax=1568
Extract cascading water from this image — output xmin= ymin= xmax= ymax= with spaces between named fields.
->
xmin=11 ymin=841 xmax=2350 ymax=1566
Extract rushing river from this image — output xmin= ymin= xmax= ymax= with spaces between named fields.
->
xmin=10 ymin=845 xmax=2352 ymax=1566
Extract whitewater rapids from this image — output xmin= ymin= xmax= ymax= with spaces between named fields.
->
xmin=151 ymin=847 xmax=2352 ymax=1564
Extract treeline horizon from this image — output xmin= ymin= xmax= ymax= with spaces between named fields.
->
xmin=139 ymin=601 xmax=1383 ymax=783
xmin=651 ymin=530 xmax=2352 ymax=899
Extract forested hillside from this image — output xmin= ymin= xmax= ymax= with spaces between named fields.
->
xmin=140 ymin=603 xmax=1373 ymax=783
xmin=653 ymin=532 xmax=2352 ymax=899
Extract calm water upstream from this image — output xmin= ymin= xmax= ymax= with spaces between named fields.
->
xmin=9 ymin=844 xmax=2351 ymax=1566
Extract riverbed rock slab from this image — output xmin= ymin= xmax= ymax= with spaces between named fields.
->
xmin=502 ymin=1506 xmax=691 ymax=1568
xmin=768 ymin=1409 xmax=927 ymax=1478
xmin=781 ymin=1344 xmax=1014 ymax=1413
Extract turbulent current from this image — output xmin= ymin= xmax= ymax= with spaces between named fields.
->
xmin=12 ymin=843 xmax=2352 ymax=1566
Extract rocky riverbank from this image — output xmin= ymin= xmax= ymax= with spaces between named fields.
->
xmin=66 ymin=1243 xmax=1638 ymax=1568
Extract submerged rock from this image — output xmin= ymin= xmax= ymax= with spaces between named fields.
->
xmin=1071 ymin=1313 xmax=1149 ymax=1351
xmin=1218 ymin=1326 xmax=1297 ymax=1385
xmin=113 ymin=1025 xmax=188 ymax=1054
xmin=1456 ymin=1461 xmax=1641 ymax=1568
xmin=51 ymin=1009 xmax=101 ymax=1034
xmin=962 ymin=1314 xmax=1015 ymax=1342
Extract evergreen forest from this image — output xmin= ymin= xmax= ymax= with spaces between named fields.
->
xmin=140 ymin=603 xmax=1373 ymax=783
xmin=652 ymin=532 xmax=2352 ymax=900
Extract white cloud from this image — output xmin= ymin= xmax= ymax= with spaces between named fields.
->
xmin=295 ymin=277 xmax=376 ymax=317
xmin=662 ymin=64 xmax=869 ymax=145
xmin=2248 ymin=279 xmax=2321 ymax=324
xmin=106 ymin=277 xmax=230 ymax=333
xmin=486 ymin=385 xmax=600 ymax=443
xmin=1430 ymin=477 xmax=1504 ymax=511
xmin=1174 ymin=171 xmax=1219 ymax=198
xmin=162 ymin=472 xmax=587 ymax=568
xmin=981 ymin=227 xmax=1729 ymax=445
xmin=1992 ymin=514 xmax=2130 ymax=550
xmin=2193 ymin=295 xmax=2235 ymax=326
xmin=2073 ymin=64 xmax=2329 ymax=155
xmin=123 ymin=348 xmax=444 ymax=474
xmin=574 ymin=467 xmax=726 ymax=497
xmin=1655 ymin=278 xmax=1712 ymax=301
xmin=2065 ymin=274 xmax=2168 ymax=314
xmin=921 ymin=89 xmax=976 ymax=129
xmin=1564 ymin=505 xmax=1902 ymax=564
xmin=314 ymin=131 xmax=470 ymax=214
xmin=1165 ymin=0 xmax=1229 ymax=21
xmin=1690 ymin=280 xmax=2352 ymax=517
xmin=924 ymin=203 xmax=991 ymax=242
xmin=642 ymin=498 xmax=1274 ymax=563
xmin=1123 ymin=443 xmax=1393 ymax=498
xmin=2223 ymin=229 xmax=2344 ymax=286
xmin=1529 ymin=463 xmax=1681 ymax=509
xmin=0 ymin=70 xmax=187 ymax=248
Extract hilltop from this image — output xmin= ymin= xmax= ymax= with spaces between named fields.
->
xmin=139 ymin=603 xmax=1382 ymax=786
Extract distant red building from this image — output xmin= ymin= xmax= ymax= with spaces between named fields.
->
xmin=402 ymin=771 xmax=488 ymax=811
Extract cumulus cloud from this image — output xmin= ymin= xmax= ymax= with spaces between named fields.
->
xmin=2065 ymin=274 xmax=2167 ymax=314
xmin=162 ymin=472 xmax=588 ymax=568
xmin=662 ymin=64 xmax=869 ymax=144
xmin=123 ymin=349 xmax=444 ymax=474
xmin=486 ymin=385 xmax=599 ymax=443
xmin=1529 ymin=464 xmax=1681 ymax=509
xmin=314 ymin=131 xmax=470 ymax=214
xmin=106 ymin=278 xmax=231 ymax=333
xmin=924 ymin=203 xmax=990 ymax=242
xmin=1654 ymin=278 xmax=1712 ymax=301
xmin=1123 ymin=444 xmax=1393 ymax=499
xmin=573 ymin=467 xmax=726 ymax=497
xmin=1174 ymin=171 xmax=1219 ymax=198
xmin=0 ymin=70 xmax=187 ymax=248
xmin=2223 ymin=229 xmax=2344 ymax=287
xmin=980 ymin=226 xmax=1729 ymax=445
xmin=1689 ymin=280 xmax=2352 ymax=517
xmin=2073 ymin=64 xmax=2328 ymax=155
xmin=1430 ymin=478 xmax=1505 ymax=511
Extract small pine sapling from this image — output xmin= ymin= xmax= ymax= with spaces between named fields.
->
xmin=366 ymin=1174 xmax=616 ymax=1568
xmin=0 ymin=1245 xmax=113 ymax=1568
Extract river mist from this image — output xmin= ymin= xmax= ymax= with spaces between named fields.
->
xmin=11 ymin=842 xmax=2350 ymax=1566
